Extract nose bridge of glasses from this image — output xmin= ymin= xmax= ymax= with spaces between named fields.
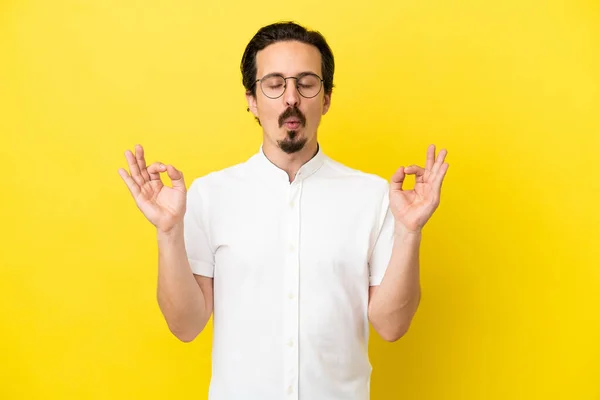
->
xmin=284 ymin=76 xmax=301 ymax=93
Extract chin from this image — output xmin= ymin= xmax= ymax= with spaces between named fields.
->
xmin=278 ymin=130 xmax=307 ymax=154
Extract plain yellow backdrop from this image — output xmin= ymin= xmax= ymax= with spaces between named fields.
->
xmin=1 ymin=0 xmax=599 ymax=399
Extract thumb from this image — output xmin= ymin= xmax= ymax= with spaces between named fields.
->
xmin=166 ymin=164 xmax=186 ymax=191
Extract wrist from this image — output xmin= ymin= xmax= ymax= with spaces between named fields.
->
xmin=394 ymin=223 xmax=422 ymax=238
xmin=157 ymin=222 xmax=184 ymax=241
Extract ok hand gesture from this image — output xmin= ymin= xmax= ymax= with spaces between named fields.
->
xmin=118 ymin=144 xmax=187 ymax=233
xmin=389 ymin=144 xmax=449 ymax=233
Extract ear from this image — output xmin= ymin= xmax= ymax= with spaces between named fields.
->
xmin=322 ymin=92 xmax=332 ymax=115
xmin=246 ymin=91 xmax=259 ymax=118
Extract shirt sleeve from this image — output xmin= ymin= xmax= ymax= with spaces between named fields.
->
xmin=183 ymin=178 xmax=215 ymax=277
xmin=368 ymin=182 xmax=394 ymax=286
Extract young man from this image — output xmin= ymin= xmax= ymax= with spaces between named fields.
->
xmin=119 ymin=21 xmax=448 ymax=400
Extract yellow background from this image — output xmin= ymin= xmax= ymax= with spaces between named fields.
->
xmin=1 ymin=0 xmax=599 ymax=399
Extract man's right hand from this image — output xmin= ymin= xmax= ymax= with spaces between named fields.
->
xmin=118 ymin=144 xmax=187 ymax=233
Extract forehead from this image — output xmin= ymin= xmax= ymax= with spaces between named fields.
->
xmin=255 ymin=40 xmax=322 ymax=77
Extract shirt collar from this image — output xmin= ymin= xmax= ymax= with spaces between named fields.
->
xmin=250 ymin=143 xmax=327 ymax=182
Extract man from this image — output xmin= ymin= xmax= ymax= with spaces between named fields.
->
xmin=118 ymin=21 xmax=448 ymax=400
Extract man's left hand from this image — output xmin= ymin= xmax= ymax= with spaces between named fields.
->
xmin=389 ymin=144 xmax=449 ymax=234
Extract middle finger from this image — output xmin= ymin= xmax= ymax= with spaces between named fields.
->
xmin=431 ymin=149 xmax=448 ymax=176
xmin=125 ymin=149 xmax=145 ymax=186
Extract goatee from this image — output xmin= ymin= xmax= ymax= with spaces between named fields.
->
xmin=278 ymin=130 xmax=307 ymax=154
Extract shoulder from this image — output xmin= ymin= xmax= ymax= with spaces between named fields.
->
xmin=321 ymin=155 xmax=390 ymax=194
xmin=184 ymin=158 xmax=254 ymax=216
xmin=187 ymin=158 xmax=251 ymax=194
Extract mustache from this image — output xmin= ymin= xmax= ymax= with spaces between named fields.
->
xmin=278 ymin=107 xmax=306 ymax=128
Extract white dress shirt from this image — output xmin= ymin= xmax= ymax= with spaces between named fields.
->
xmin=183 ymin=144 xmax=395 ymax=400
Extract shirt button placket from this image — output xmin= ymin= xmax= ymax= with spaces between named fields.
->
xmin=283 ymin=177 xmax=301 ymax=400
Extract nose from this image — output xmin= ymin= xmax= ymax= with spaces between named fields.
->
xmin=283 ymin=78 xmax=300 ymax=108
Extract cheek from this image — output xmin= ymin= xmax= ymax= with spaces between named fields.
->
xmin=257 ymin=100 xmax=281 ymax=123
xmin=305 ymin=103 xmax=323 ymax=124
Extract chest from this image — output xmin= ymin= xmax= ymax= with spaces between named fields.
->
xmin=208 ymin=180 xmax=380 ymax=283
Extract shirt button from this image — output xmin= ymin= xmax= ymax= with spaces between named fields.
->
xmin=288 ymin=292 xmax=295 ymax=299
xmin=289 ymin=244 xmax=295 ymax=253
xmin=288 ymin=385 xmax=294 ymax=394
xmin=288 ymin=339 xmax=294 ymax=347
xmin=289 ymin=200 xmax=294 ymax=208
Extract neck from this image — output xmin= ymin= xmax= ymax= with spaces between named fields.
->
xmin=262 ymin=137 xmax=319 ymax=182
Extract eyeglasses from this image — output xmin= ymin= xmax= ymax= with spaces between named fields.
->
xmin=255 ymin=72 xmax=324 ymax=99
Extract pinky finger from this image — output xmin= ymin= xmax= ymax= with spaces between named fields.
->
xmin=118 ymin=168 xmax=142 ymax=197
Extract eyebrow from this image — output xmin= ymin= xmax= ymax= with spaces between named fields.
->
xmin=261 ymin=71 xmax=318 ymax=79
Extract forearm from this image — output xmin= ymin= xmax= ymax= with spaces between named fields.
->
xmin=368 ymin=226 xmax=422 ymax=341
xmin=156 ymin=223 xmax=209 ymax=341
